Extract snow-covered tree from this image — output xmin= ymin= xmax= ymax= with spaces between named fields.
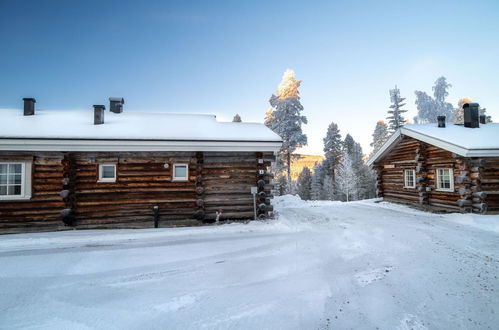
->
xmin=274 ymin=175 xmax=288 ymax=196
xmin=296 ymin=167 xmax=312 ymax=200
xmin=310 ymin=162 xmax=325 ymax=200
xmin=387 ymin=86 xmax=407 ymax=131
xmin=322 ymin=174 xmax=335 ymax=200
xmin=414 ymin=77 xmax=455 ymax=123
xmin=433 ymin=76 xmax=452 ymax=104
xmin=323 ymin=122 xmax=343 ymax=180
xmin=266 ymin=69 xmax=308 ymax=188
xmin=336 ymin=150 xmax=357 ymax=202
xmin=232 ymin=114 xmax=242 ymax=122
xmin=370 ymin=120 xmax=389 ymax=156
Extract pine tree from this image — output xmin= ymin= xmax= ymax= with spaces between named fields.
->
xmin=275 ymin=175 xmax=288 ymax=196
xmin=232 ymin=114 xmax=242 ymax=122
xmin=387 ymin=85 xmax=407 ymax=131
xmin=266 ymin=69 xmax=308 ymax=189
xmin=342 ymin=134 xmax=372 ymax=200
xmin=336 ymin=150 xmax=357 ymax=202
xmin=323 ymin=122 xmax=343 ymax=181
xmin=296 ymin=167 xmax=312 ymax=200
xmin=370 ymin=120 xmax=389 ymax=156
xmin=310 ymin=162 xmax=325 ymax=200
xmin=322 ymin=174 xmax=335 ymax=200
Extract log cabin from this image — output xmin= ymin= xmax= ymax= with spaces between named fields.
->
xmin=368 ymin=103 xmax=499 ymax=214
xmin=0 ymin=98 xmax=282 ymax=234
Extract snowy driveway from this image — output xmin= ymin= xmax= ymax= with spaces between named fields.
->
xmin=0 ymin=197 xmax=498 ymax=329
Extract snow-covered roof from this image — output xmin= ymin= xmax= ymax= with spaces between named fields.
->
xmin=367 ymin=122 xmax=499 ymax=166
xmin=0 ymin=109 xmax=282 ymax=152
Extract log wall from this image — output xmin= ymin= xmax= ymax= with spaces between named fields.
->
xmin=0 ymin=153 xmax=65 ymax=233
xmin=375 ymin=136 xmax=499 ymax=214
xmin=0 ymin=151 xmax=275 ymax=234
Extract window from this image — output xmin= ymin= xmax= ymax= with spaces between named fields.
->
xmin=173 ymin=164 xmax=188 ymax=181
xmin=404 ymin=169 xmax=416 ymax=188
xmin=98 ymin=163 xmax=116 ymax=182
xmin=0 ymin=161 xmax=32 ymax=200
xmin=436 ymin=168 xmax=454 ymax=191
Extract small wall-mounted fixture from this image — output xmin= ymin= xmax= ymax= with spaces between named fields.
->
xmin=258 ymin=159 xmax=264 ymax=164
xmin=163 ymin=163 xmax=169 ymax=169
xmin=258 ymin=169 xmax=265 ymax=175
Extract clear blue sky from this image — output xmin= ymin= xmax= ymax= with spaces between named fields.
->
xmin=1 ymin=0 xmax=498 ymax=155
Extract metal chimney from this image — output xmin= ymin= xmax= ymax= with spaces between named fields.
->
xmin=93 ymin=105 xmax=105 ymax=125
xmin=437 ymin=116 xmax=446 ymax=128
xmin=109 ymin=97 xmax=124 ymax=114
xmin=463 ymin=103 xmax=479 ymax=128
xmin=23 ymin=98 xmax=36 ymax=116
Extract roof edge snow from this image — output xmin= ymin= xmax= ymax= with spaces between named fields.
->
xmin=367 ymin=126 xmax=499 ymax=166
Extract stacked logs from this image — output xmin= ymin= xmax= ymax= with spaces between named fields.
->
xmin=470 ymin=158 xmax=488 ymax=214
xmin=256 ymin=152 xmax=274 ymax=219
xmin=374 ymin=165 xmax=383 ymax=198
xmin=455 ymin=155 xmax=473 ymax=212
xmin=415 ymin=143 xmax=428 ymax=206
xmin=61 ymin=153 xmax=77 ymax=226
xmin=194 ymin=152 xmax=205 ymax=221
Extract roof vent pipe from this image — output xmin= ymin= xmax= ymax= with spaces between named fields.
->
xmin=479 ymin=115 xmax=486 ymax=124
xmin=23 ymin=98 xmax=36 ymax=116
xmin=437 ymin=116 xmax=446 ymax=128
xmin=109 ymin=97 xmax=124 ymax=114
xmin=463 ymin=103 xmax=479 ymax=128
xmin=93 ymin=105 xmax=105 ymax=125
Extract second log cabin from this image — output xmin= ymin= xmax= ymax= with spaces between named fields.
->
xmin=0 ymin=98 xmax=282 ymax=234
xmin=368 ymin=104 xmax=499 ymax=214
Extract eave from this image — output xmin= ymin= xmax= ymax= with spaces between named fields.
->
xmin=367 ymin=127 xmax=499 ymax=166
xmin=0 ymin=138 xmax=283 ymax=153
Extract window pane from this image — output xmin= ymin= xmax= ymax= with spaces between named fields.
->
xmin=174 ymin=165 xmax=187 ymax=178
xmin=102 ymin=165 xmax=115 ymax=178
xmin=8 ymin=174 xmax=22 ymax=185
xmin=0 ymin=185 xmax=6 ymax=195
xmin=8 ymin=185 xmax=21 ymax=195
xmin=0 ymin=175 xmax=6 ymax=185
xmin=9 ymin=164 xmax=22 ymax=174
xmin=0 ymin=164 xmax=7 ymax=174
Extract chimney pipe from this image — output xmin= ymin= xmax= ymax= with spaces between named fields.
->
xmin=479 ymin=115 xmax=486 ymax=124
xmin=463 ymin=103 xmax=479 ymax=128
xmin=93 ymin=105 xmax=105 ymax=125
xmin=109 ymin=97 xmax=124 ymax=114
xmin=23 ymin=98 xmax=36 ymax=116
xmin=437 ymin=116 xmax=446 ymax=128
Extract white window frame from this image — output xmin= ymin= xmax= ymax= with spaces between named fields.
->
xmin=98 ymin=163 xmax=117 ymax=183
xmin=404 ymin=169 xmax=416 ymax=188
xmin=0 ymin=161 xmax=32 ymax=200
xmin=436 ymin=168 xmax=454 ymax=192
xmin=172 ymin=164 xmax=189 ymax=181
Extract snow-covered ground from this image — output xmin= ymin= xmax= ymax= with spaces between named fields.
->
xmin=1 ymin=196 xmax=498 ymax=329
